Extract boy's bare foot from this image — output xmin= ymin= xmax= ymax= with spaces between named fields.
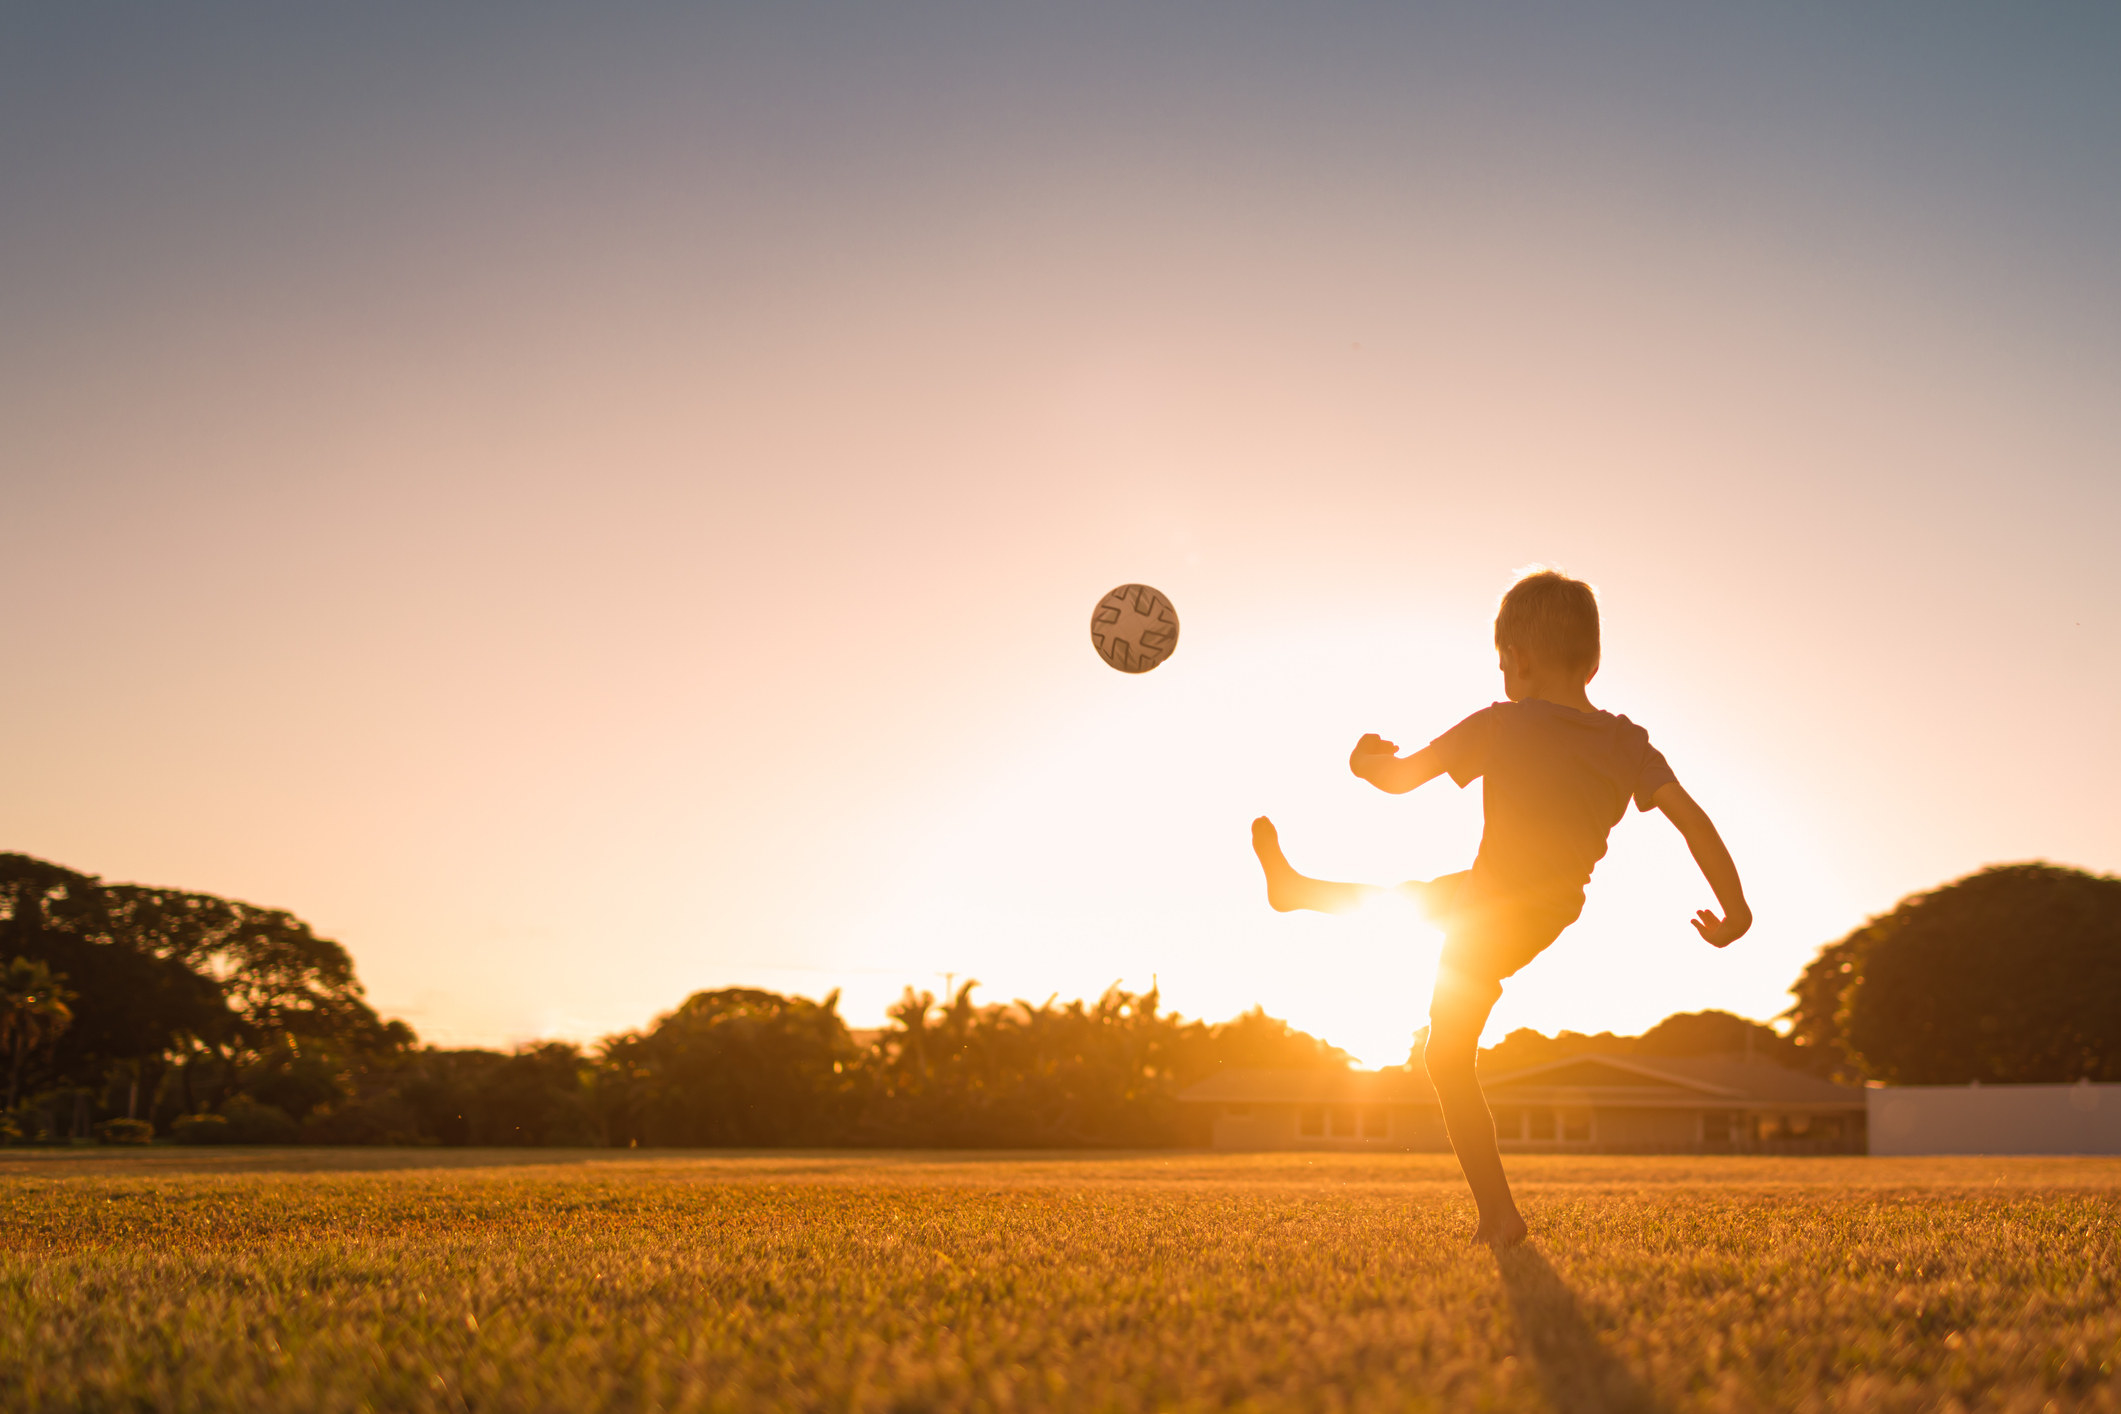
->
xmin=1473 ymin=1210 xmax=1529 ymax=1249
xmin=1251 ymin=817 xmax=1309 ymax=912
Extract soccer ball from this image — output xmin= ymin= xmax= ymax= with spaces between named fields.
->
xmin=1090 ymin=584 xmax=1180 ymax=673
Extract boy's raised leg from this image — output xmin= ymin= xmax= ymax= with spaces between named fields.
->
xmin=1425 ymin=962 xmax=1528 ymax=1247
xmin=1252 ymin=820 xmax=1461 ymax=918
xmin=1250 ymin=817 xmax=1380 ymax=914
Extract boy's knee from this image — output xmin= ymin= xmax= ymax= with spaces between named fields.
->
xmin=1424 ymin=1041 xmax=1472 ymax=1084
xmin=1426 ymin=965 xmax=1500 ymax=1086
xmin=1429 ymin=969 xmax=1499 ymax=1037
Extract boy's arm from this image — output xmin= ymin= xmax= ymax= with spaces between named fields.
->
xmin=1650 ymin=781 xmax=1752 ymax=947
xmin=1348 ymin=734 xmax=1450 ymax=795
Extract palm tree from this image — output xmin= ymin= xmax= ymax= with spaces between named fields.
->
xmin=1 ymin=957 xmax=75 ymax=1111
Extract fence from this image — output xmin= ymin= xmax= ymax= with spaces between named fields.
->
xmin=1866 ymin=1081 xmax=2121 ymax=1156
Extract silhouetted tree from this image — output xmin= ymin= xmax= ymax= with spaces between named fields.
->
xmin=1467 ymin=1011 xmax=1808 ymax=1077
xmin=599 ymin=988 xmax=859 ymax=1146
xmin=1474 ymin=1026 xmax=1633 ymax=1074
xmin=855 ymin=984 xmax=1353 ymax=1148
xmin=360 ymin=1048 xmax=515 ymax=1146
xmin=466 ymin=1043 xmax=600 ymax=1145
xmin=1 ymin=957 xmax=75 ymax=1109
xmin=1633 ymin=1010 xmax=1809 ymax=1068
xmin=1190 ymin=1006 xmax=1353 ymax=1074
xmin=861 ymin=982 xmax=1171 ymax=1146
xmin=0 ymin=856 xmax=230 ymax=1102
xmin=95 ymin=878 xmax=406 ymax=1057
xmin=1787 ymin=863 xmax=2121 ymax=1084
xmin=0 ymin=853 xmax=407 ymax=1130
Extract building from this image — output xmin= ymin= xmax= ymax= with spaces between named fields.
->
xmin=1866 ymin=1081 xmax=2121 ymax=1156
xmin=1179 ymin=1053 xmax=1868 ymax=1154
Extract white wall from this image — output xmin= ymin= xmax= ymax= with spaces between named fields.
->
xmin=1867 ymin=1082 xmax=2121 ymax=1156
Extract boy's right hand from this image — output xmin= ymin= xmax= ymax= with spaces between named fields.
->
xmin=1349 ymin=735 xmax=1447 ymax=795
xmin=1349 ymin=733 xmax=1399 ymax=781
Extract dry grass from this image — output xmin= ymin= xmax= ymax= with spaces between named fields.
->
xmin=4 ymin=1148 xmax=2119 ymax=1412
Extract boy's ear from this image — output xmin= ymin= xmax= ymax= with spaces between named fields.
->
xmin=1499 ymin=641 xmax=1541 ymax=678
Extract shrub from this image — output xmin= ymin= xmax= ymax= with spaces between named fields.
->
xmin=0 ymin=1114 xmax=21 ymax=1145
xmin=220 ymin=1095 xmax=300 ymax=1144
xmin=170 ymin=1113 xmax=232 ymax=1144
xmin=300 ymin=1096 xmax=425 ymax=1146
xmin=94 ymin=1117 xmax=154 ymax=1146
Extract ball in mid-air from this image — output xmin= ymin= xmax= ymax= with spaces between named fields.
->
xmin=1090 ymin=583 xmax=1179 ymax=673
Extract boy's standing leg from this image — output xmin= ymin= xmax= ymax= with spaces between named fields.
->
xmin=1425 ymin=954 xmax=1528 ymax=1247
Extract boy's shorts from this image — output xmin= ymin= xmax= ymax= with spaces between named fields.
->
xmin=1424 ymin=870 xmax=1583 ymax=1000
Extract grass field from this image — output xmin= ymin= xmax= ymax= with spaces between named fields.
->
xmin=5 ymin=1148 xmax=2119 ymax=1413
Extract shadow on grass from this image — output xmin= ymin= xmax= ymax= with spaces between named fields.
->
xmin=1497 ymin=1245 xmax=1663 ymax=1414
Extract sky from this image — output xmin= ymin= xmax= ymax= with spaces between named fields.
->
xmin=3 ymin=3 xmax=2116 ymax=1067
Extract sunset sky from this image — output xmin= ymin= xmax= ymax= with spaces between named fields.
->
xmin=4 ymin=4 xmax=2116 ymax=1066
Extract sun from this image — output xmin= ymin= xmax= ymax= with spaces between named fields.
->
xmin=1263 ymin=891 xmax=1447 ymax=1069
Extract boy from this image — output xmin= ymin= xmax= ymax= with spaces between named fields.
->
xmin=1250 ymin=569 xmax=1750 ymax=1247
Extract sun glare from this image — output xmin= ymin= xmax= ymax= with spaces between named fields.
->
xmin=1263 ymin=892 xmax=1446 ymax=1069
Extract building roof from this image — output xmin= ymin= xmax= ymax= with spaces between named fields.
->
xmin=1484 ymin=1053 xmax=1864 ymax=1108
xmin=1179 ymin=1067 xmax=1439 ymax=1105
xmin=1179 ymin=1053 xmax=1864 ymax=1109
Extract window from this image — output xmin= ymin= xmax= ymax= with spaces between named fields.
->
xmin=1361 ymin=1107 xmax=1388 ymax=1138
xmin=1529 ymin=1108 xmax=1557 ymax=1141
xmin=1493 ymin=1107 xmax=1524 ymax=1140
xmin=1226 ymin=1104 xmax=1252 ymax=1118
xmin=1561 ymin=1111 xmax=1591 ymax=1143
xmin=1300 ymin=1106 xmax=1325 ymax=1137
xmin=1330 ymin=1106 xmax=1357 ymax=1137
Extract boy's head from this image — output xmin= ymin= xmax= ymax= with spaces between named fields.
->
xmin=1494 ymin=568 xmax=1600 ymax=695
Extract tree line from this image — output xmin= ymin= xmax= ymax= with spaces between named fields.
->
xmin=0 ymin=852 xmax=1349 ymax=1146
xmin=3 ymin=851 xmax=2117 ymax=1146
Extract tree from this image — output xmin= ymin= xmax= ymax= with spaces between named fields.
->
xmin=466 ymin=1043 xmax=599 ymax=1146
xmin=0 ymin=853 xmax=407 ymax=1127
xmin=1469 ymin=1011 xmax=1805 ymax=1075
xmin=599 ymin=988 xmax=860 ymax=1147
xmin=861 ymin=982 xmax=1187 ymax=1147
xmin=854 ymin=984 xmax=1353 ymax=1148
xmin=1787 ymin=863 xmax=2121 ymax=1084
xmin=0 ymin=856 xmax=231 ymax=1091
xmin=94 ymin=881 xmax=401 ymax=1056
xmin=1194 ymin=1007 xmax=1353 ymax=1074
xmin=1475 ymin=1027 xmax=1633 ymax=1074
xmin=1 ymin=957 xmax=75 ymax=1109
xmin=351 ymin=1048 xmax=515 ymax=1146
xmin=1633 ymin=1010 xmax=1809 ymax=1069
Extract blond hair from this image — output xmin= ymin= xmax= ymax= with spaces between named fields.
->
xmin=1495 ymin=567 xmax=1600 ymax=673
